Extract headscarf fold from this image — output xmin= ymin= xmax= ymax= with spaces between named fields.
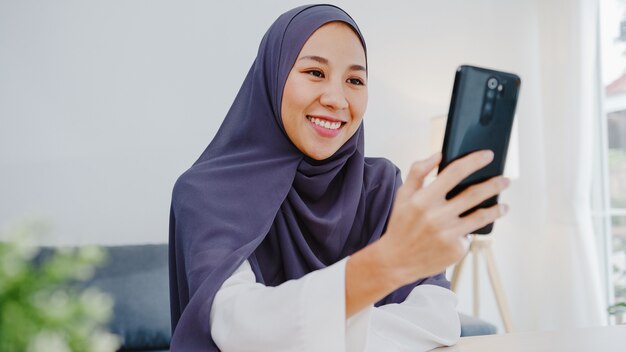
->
xmin=169 ymin=4 xmax=449 ymax=351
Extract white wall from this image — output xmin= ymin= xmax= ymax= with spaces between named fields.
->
xmin=1 ymin=0 xmax=550 ymax=333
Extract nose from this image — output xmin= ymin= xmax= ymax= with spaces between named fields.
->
xmin=319 ymin=80 xmax=348 ymax=111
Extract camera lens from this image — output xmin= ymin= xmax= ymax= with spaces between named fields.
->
xmin=484 ymin=102 xmax=493 ymax=113
xmin=486 ymin=90 xmax=496 ymax=99
xmin=487 ymin=77 xmax=498 ymax=89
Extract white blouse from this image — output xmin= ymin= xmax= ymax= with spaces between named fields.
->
xmin=210 ymin=258 xmax=460 ymax=352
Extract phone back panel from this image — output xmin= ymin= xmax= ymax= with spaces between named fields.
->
xmin=439 ymin=65 xmax=521 ymax=233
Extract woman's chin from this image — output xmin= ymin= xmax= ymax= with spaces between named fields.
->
xmin=303 ymin=146 xmax=339 ymax=161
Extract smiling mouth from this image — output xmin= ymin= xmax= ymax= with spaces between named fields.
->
xmin=306 ymin=115 xmax=346 ymax=130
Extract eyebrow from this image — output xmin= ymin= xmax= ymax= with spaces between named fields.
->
xmin=298 ymin=55 xmax=366 ymax=72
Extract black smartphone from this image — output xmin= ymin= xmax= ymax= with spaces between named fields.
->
xmin=438 ymin=65 xmax=521 ymax=234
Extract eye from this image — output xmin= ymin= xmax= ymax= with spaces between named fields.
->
xmin=305 ymin=70 xmax=324 ymax=78
xmin=347 ymin=78 xmax=365 ymax=86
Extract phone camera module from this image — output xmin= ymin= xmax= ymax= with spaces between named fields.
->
xmin=487 ymin=77 xmax=498 ymax=89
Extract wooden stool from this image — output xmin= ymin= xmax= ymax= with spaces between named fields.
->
xmin=450 ymin=234 xmax=514 ymax=333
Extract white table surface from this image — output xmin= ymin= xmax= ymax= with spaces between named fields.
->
xmin=433 ymin=325 xmax=626 ymax=352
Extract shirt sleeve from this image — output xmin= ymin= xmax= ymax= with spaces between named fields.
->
xmin=360 ymin=285 xmax=461 ymax=351
xmin=210 ymin=259 xmax=460 ymax=352
xmin=210 ymin=258 xmax=349 ymax=352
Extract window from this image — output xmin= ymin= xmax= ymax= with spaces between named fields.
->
xmin=599 ymin=0 xmax=626 ymax=323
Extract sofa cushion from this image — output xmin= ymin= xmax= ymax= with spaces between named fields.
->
xmin=459 ymin=313 xmax=498 ymax=336
xmin=87 ymin=244 xmax=171 ymax=351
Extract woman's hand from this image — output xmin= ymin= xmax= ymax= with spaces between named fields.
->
xmin=379 ymin=150 xmax=509 ymax=287
xmin=345 ymin=151 xmax=509 ymax=318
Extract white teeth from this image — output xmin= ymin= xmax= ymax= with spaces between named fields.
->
xmin=307 ymin=116 xmax=342 ymax=130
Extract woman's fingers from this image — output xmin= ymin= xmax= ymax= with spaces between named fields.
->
xmin=448 ymin=203 xmax=509 ymax=237
xmin=428 ymin=150 xmax=494 ymax=198
xmin=444 ymin=176 xmax=509 ymax=217
xmin=396 ymin=153 xmax=442 ymax=203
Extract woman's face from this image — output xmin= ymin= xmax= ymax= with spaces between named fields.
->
xmin=281 ymin=21 xmax=368 ymax=160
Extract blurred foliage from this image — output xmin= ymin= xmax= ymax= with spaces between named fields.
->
xmin=0 ymin=221 xmax=120 ymax=352
xmin=612 ymin=233 xmax=626 ymax=311
xmin=609 ymin=302 xmax=626 ymax=315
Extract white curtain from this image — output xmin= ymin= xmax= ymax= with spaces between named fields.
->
xmin=531 ymin=0 xmax=606 ymax=330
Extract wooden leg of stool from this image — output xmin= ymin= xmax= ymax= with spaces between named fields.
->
xmin=473 ymin=244 xmax=481 ymax=317
xmin=484 ymin=244 xmax=514 ymax=333
xmin=450 ymin=252 xmax=468 ymax=292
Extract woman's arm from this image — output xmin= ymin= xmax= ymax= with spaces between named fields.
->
xmin=212 ymin=260 xmax=460 ymax=352
xmin=346 ymin=151 xmax=509 ymax=318
xmin=364 ymin=285 xmax=461 ymax=351
xmin=210 ymin=259 xmax=353 ymax=352
xmin=211 ymin=151 xmax=508 ymax=350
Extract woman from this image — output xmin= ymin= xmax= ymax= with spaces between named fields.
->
xmin=169 ymin=4 xmax=509 ymax=351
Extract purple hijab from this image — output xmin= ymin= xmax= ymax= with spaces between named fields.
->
xmin=169 ymin=4 xmax=449 ymax=351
